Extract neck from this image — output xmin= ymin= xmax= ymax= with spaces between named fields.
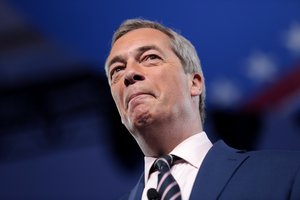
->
xmin=133 ymin=115 xmax=203 ymax=157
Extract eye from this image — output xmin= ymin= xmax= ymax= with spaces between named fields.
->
xmin=110 ymin=65 xmax=125 ymax=79
xmin=143 ymin=54 xmax=161 ymax=61
xmin=141 ymin=54 xmax=162 ymax=65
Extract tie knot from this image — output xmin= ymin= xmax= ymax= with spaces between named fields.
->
xmin=154 ymin=155 xmax=174 ymax=172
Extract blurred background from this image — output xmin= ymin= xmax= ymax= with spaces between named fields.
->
xmin=0 ymin=0 xmax=299 ymax=199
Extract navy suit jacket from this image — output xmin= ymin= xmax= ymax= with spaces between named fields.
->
xmin=125 ymin=140 xmax=300 ymax=200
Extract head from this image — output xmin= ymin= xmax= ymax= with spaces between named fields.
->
xmin=105 ymin=19 xmax=206 ymax=125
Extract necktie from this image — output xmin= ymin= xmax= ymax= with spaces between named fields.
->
xmin=148 ymin=155 xmax=182 ymax=200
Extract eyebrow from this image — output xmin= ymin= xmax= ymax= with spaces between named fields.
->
xmin=106 ymin=55 xmax=126 ymax=71
xmin=106 ymin=45 xmax=164 ymax=72
xmin=136 ymin=45 xmax=164 ymax=57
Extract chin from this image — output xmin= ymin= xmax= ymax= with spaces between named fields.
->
xmin=126 ymin=111 xmax=154 ymax=132
xmin=135 ymin=112 xmax=153 ymax=127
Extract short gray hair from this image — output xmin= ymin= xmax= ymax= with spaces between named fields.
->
xmin=106 ymin=18 xmax=206 ymax=124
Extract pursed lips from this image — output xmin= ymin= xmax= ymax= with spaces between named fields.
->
xmin=125 ymin=92 xmax=153 ymax=109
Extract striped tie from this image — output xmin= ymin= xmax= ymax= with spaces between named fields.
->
xmin=153 ymin=155 xmax=182 ymax=200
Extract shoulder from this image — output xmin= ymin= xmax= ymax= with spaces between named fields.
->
xmin=248 ymin=149 xmax=300 ymax=161
xmin=213 ymin=140 xmax=300 ymax=159
xmin=212 ymin=140 xmax=300 ymax=171
xmin=246 ymin=148 xmax=300 ymax=172
xmin=207 ymin=141 xmax=300 ymax=199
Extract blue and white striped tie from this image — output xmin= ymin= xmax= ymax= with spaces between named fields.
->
xmin=153 ymin=155 xmax=182 ymax=200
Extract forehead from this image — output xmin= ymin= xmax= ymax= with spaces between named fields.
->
xmin=106 ymin=28 xmax=172 ymax=62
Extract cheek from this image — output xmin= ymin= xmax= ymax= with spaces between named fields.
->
xmin=171 ymin=78 xmax=190 ymax=100
xmin=165 ymin=73 xmax=188 ymax=90
xmin=159 ymin=78 xmax=185 ymax=103
xmin=111 ymin=89 xmax=123 ymax=109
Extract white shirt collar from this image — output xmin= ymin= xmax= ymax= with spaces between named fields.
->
xmin=144 ymin=131 xmax=212 ymax=183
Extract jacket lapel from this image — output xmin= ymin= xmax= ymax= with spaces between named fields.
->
xmin=190 ymin=140 xmax=249 ymax=200
xmin=128 ymin=173 xmax=144 ymax=200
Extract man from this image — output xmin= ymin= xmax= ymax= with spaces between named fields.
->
xmin=105 ymin=18 xmax=300 ymax=200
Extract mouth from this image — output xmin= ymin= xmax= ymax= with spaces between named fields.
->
xmin=126 ymin=92 xmax=153 ymax=109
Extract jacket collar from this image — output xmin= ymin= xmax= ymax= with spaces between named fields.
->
xmin=190 ymin=140 xmax=249 ymax=200
xmin=128 ymin=140 xmax=249 ymax=200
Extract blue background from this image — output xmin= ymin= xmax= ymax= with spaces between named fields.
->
xmin=0 ymin=0 xmax=300 ymax=199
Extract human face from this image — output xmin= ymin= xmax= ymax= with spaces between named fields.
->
xmin=106 ymin=28 xmax=194 ymax=135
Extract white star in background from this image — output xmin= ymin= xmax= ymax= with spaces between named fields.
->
xmin=245 ymin=51 xmax=277 ymax=83
xmin=209 ymin=78 xmax=241 ymax=107
xmin=283 ymin=21 xmax=300 ymax=56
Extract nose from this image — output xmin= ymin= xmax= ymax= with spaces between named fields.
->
xmin=124 ymin=70 xmax=145 ymax=86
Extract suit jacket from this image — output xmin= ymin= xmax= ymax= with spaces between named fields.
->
xmin=125 ymin=140 xmax=300 ymax=200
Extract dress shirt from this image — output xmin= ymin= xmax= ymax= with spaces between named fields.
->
xmin=141 ymin=132 xmax=212 ymax=200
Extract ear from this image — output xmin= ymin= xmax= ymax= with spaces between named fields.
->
xmin=190 ymin=73 xmax=203 ymax=97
